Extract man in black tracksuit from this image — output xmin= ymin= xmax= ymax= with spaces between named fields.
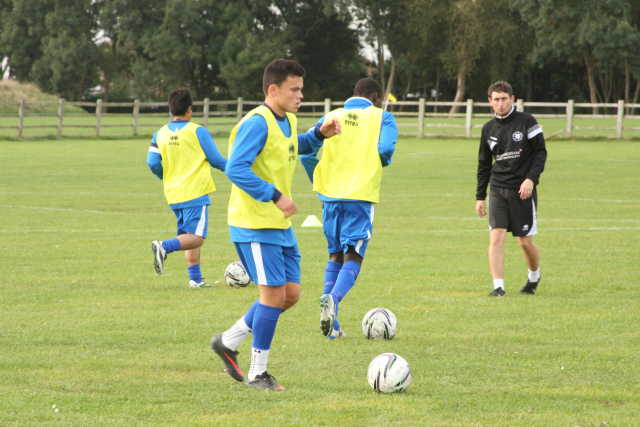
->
xmin=475 ymin=81 xmax=547 ymax=296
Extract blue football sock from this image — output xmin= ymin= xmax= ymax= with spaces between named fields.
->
xmin=331 ymin=260 xmax=361 ymax=304
xmin=323 ymin=261 xmax=342 ymax=294
xmin=187 ymin=264 xmax=202 ymax=283
xmin=162 ymin=238 xmax=181 ymax=254
xmin=243 ymin=300 xmax=260 ymax=329
xmin=251 ymin=304 xmax=283 ymax=350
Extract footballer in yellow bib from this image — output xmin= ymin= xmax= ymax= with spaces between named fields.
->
xmin=210 ymin=59 xmax=341 ymax=391
xmin=147 ymin=88 xmax=227 ymax=288
xmin=299 ymin=78 xmax=397 ymax=339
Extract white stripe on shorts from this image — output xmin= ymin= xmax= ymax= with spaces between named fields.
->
xmin=250 ymin=242 xmax=267 ymax=285
xmin=527 ymin=199 xmax=538 ymax=236
xmin=195 ymin=206 xmax=207 ymax=237
xmin=148 ymin=146 xmax=160 ymax=154
xmin=355 ymin=239 xmax=364 ymax=255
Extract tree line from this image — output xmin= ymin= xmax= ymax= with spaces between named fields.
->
xmin=1 ymin=0 xmax=639 ymax=110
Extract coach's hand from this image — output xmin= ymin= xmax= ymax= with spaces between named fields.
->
xmin=319 ymin=118 xmax=341 ymax=138
xmin=518 ymin=178 xmax=534 ymax=200
xmin=275 ymin=194 xmax=298 ymax=218
xmin=475 ymin=200 xmax=486 ymax=217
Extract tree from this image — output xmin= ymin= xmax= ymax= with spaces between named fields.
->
xmin=341 ymin=0 xmax=401 ymax=98
xmin=514 ymin=0 xmax=640 ymax=111
xmin=1 ymin=0 xmax=98 ymax=99
xmin=220 ymin=0 xmax=361 ymax=100
xmin=0 ymin=0 xmax=53 ymax=81
xmin=271 ymin=0 xmax=362 ymax=99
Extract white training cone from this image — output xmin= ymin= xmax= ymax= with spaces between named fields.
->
xmin=301 ymin=214 xmax=322 ymax=228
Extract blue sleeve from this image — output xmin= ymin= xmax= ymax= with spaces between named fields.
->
xmin=298 ymin=118 xmax=325 ymax=182
xmin=147 ymin=131 xmax=163 ymax=179
xmin=225 ymin=115 xmax=276 ymax=202
xmin=196 ymin=126 xmax=227 ymax=171
xmin=378 ymin=111 xmax=398 ymax=167
xmin=298 ymin=117 xmax=325 ymax=155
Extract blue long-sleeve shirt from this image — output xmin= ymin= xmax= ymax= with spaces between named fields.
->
xmin=299 ymin=97 xmax=398 ymax=202
xmin=146 ymin=120 xmax=227 ymax=208
xmin=226 ymin=106 xmax=324 ymax=245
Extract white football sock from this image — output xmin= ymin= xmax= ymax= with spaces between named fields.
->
xmin=493 ymin=278 xmax=504 ymax=290
xmin=248 ymin=348 xmax=270 ymax=381
xmin=528 ymin=268 xmax=541 ymax=282
xmin=221 ymin=317 xmax=251 ymax=351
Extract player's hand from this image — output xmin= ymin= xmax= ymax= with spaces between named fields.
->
xmin=475 ymin=200 xmax=486 ymax=217
xmin=275 ymin=194 xmax=298 ymax=218
xmin=518 ymin=178 xmax=534 ymax=200
xmin=319 ymin=119 xmax=341 ymax=138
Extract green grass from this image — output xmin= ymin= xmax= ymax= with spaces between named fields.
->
xmin=1 ymin=137 xmax=639 ymax=426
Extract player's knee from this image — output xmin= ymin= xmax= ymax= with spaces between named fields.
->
xmin=516 ymin=236 xmax=532 ymax=248
xmin=329 ymin=253 xmax=343 ymax=263
xmin=283 ymin=288 xmax=300 ymax=309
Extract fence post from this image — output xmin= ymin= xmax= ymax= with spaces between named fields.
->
xmin=465 ymin=99 xmax=474 ymax=138
xmin=516 ymin=99 xmax=524 ymax=112
xmin=324 ymin=98 xmax=331 ymax=115
xmin=418 ymin=98 xmax=425 ymax=138
xmin=56 ymin=98 xmax=65 ymax=137
xmin=18 ymin=99 xmax=25 ymax=138
xmin=616 ymin=100 xmax=624 ymax=139
xmin=96 ymin=99 xmax=102 ymax=137
xmin=236 ymin=97 xmax=243 ymax=119
xmin=203 ymin=98 xmax=210 ymax=127
xmin=132 ymin=99 xmax=140 ymax=136
xmin=565 ymin=99 xmax=574 ymax=138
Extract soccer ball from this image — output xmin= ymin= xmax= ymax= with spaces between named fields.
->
xmin=224 ymin=261 xmax=250 ymax=287
xmin=367 ymin=353 xmax=412 ymax=393
xmin=362 ymin=308 xmax=397 ymax=339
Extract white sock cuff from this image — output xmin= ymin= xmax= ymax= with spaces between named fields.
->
xmin=248 ymin=348 xmax=270 ymax=381
xmin=528 ymin=268 xmax=541 ymax=281
xmin=221 ymin=317 xmax=252 ymax=351
xmin=493 ymin=279 xmax=504 ymax=289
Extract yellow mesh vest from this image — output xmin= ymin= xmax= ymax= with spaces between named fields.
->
xmin=157 ymin=122 xmax=215 ymax=204
xmin=227 ymin=105 xmax=298 ymax=229
xmin=313 ymin=106 xmax=383 ymax=202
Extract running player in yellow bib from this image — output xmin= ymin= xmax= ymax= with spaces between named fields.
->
xmin=300 ymin=78 xmax=398 ymax=338
xmin=147 ymin=88 xmax=227 ymax=288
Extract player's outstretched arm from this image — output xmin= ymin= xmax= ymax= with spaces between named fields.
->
xmin=319 ymin=118 xmax=341 ymax=138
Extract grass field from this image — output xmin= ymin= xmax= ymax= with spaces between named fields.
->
xmin=1 ymin=136 xmax=639 ymax=426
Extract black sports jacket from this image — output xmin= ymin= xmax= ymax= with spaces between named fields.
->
xmin=476 ymin=107 xmax=547 ymax=200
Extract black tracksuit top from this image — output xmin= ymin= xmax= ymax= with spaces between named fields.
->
xmin=476 ymin=108 xmax=547 ymax=200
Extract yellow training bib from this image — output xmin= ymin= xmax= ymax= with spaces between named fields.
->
xmin=156 ymin=122 xmax=215 ymax=204
xmin=227 ymin=105 xmax=298 ymax=229
xmin=313 ymin=106 xmax=383 ymax=202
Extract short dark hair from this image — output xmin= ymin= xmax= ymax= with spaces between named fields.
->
xmin=353 ymin=78 xmax=382 ymax=100
xmin=262 ymin=59 xmax=305 ymax=95
xmin=487 ymin=81 xmax=513 ymax=98
xmin=169 ymin=88 xmax=192 ymax=116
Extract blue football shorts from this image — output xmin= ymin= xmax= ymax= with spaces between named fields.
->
xmin=234 ymin=242 xmax=301 ymax=286
xmin=171 ymin=205 xmax=209 ymax=238
xmin=322 ymin=201 xmax=374 ymax=257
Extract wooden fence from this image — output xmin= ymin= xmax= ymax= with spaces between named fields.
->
xmin=1 ymin=98 xmax=639 ymax=139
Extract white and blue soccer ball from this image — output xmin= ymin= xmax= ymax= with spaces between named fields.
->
xmin=367 ymin=353 xmax=412 ymax=393
xmin=224 ymin=261 xmax=250 ymax=287
xmin=362 ymin=307 xmax=397 ymax=340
